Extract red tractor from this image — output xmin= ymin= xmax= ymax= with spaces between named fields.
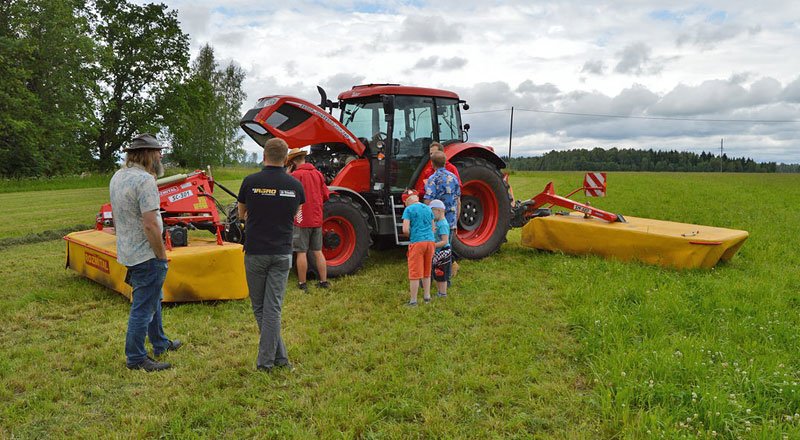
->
xmin=239 ymin=84 xmax=513 ymax=277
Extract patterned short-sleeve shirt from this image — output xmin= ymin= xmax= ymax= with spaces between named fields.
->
xmin=109 ymin=165 xmax=162 ymax=266
xmin=424 ymin=168 xmax=461 ymax=227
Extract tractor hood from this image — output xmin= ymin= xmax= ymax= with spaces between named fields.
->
xmin=240 ymin=95 xmax=365 ymax=156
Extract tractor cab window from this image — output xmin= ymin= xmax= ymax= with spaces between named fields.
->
xmin=340 ymin=96 xmax=437 ymax=192
xmin=392 ymin=96 xmax=435 ymax=191
xmin=435 ymin=98 xmax=462 ymax=145
xmin=341 ymin=101 xmax=387 ymax=152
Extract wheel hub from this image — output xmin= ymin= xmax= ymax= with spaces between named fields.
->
xmin=323 ymin=230 xmax=341 ymax=249
xmin=459 ymin=195 xmax=484 ymax=231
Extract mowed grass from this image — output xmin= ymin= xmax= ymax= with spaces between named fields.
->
xmin=1 ymin=170 xmax=800 ymax=438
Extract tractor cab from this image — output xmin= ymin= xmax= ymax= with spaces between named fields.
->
xmin=336 ymin=85 xmax=465 ymax=195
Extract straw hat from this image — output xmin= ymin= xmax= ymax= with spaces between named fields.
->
xmin=286 ymin=148 xmax=308 ymax=165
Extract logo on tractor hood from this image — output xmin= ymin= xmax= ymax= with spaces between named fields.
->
xmin=288 ymin=101 xmax=357 ymax=145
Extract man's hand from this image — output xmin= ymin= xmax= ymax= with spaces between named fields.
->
xmin=142 ymin=210 xmax=167 ymax=260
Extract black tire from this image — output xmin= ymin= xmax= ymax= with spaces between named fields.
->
xmin=451 ymin=156 xmax=512 ymax=259
xmin=323 ymin=194 xmax=372 ymax=277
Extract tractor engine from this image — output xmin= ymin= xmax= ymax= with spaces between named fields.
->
xmin=308 ymin=142 xmax=363 ymax=184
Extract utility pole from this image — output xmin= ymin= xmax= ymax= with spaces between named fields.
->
xmin=720 ymin=138 xmax=724 ymax=172
xmin=508 ymin=106 xmax=514 ymax=161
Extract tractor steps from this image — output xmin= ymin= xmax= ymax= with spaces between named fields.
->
xmin=390 ymin=195 xmax=410 ymax=246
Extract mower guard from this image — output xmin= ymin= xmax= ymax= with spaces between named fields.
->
xmin=65 ymin=229 xmax=248 ymax=302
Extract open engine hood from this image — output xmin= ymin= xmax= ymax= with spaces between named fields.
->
xmin=240 ymin=95 xmax=365 ymax=156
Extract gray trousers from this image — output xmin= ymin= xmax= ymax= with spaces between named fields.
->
xmin=244 ymin=253 xmax=292 ymax=368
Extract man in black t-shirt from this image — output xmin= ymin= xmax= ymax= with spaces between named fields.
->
xmin=238 ymin=138 xmax=305 ymax=372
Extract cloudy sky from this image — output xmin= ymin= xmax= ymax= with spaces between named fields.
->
xmin=142 ymin=0 xmax=800 ymax=163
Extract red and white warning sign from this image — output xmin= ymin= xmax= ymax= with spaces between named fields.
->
xmin=583 ymin=172 xmax=606 ymax=197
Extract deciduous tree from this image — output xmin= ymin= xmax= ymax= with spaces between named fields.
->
xmin=92 ymin=0 xmax=188 ymax=170
xmin=163 ymin=44 xmax=246 ymax=167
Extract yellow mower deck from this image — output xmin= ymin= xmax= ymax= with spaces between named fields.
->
xmin=65 ymin=230 xmax=248 ymax=302
xmin=520 ymin=212 xmax=748 ymax=269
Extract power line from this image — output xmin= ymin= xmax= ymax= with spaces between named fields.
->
xmin=467 ymin=108 xmax=512 ymax=114
xmin=468 ymin=107 xmax=800 ymax=123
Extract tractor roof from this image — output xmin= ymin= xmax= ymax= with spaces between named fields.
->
xmin=338 ymin=84 xmax=460 ymax=101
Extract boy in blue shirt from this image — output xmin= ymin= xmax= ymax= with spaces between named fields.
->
xmin=401 ymin=190 xmax=435 ymax=306
xmin=429 ymin=199 xmax=451 ymax=297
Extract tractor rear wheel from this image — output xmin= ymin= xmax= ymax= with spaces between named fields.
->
xmin=452 ymin=157 xmax=512 ymax=259
xmin=322 ymin=194 xmax=372 ymax=277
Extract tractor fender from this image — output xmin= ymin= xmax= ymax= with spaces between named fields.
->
xmin=445 ymin=142 xmax=507 ymax=170
xmin=327 ymin=186 xmax=378 ymax=231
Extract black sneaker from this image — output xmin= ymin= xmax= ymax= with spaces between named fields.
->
xmin=127 ymin=357 xmax=171 ymax=372
xmin=275 ymin=362 xmax=295 ymax=372
xmin=257 ymin=363 xmax=294 ymax=373
xmin=167 ymin=339 xmax=182 ymax=352
xmin=298 ymin=282 xmax=307 ymax=291
xmin=317 ymin=281 xmax=330 ymax=289
xmin=154 ymin=339 xmax=182 ymax=357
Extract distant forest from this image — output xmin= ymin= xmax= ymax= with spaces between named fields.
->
xmin=507 ymin=148 xmax=800 ymax=173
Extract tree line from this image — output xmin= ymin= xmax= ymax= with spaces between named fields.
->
xmin=506 ymin=148 xmax=799 ymax=173
xmin=0 ymin=0 xmax=248 ymax=178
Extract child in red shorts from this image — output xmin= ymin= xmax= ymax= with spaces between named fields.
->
xmin=401 ymin=191 xmax=435 ymax=306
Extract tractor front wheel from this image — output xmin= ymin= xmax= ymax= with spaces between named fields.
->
xmin=322 ymin=195 xmax=372 ymax=277
xmin=452 ymin=157 xmax=512 ymax=259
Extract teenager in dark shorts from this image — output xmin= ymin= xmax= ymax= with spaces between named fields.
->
xmin=288 ymin=148 xmax=330 ymax=291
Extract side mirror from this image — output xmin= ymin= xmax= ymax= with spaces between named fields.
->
xmin=317 ymin=85 xmax=338 ymax=112
xmin=463 ymin=123 xmax=470 ymax=131
xmin=462 ymin=103 xmax=470 ymax=110
xmin=381 ymin=95 xmax=395 ymax=122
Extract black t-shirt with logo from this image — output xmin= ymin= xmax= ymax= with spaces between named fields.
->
xmin=237 ymin=166 xmax=305 ymax=255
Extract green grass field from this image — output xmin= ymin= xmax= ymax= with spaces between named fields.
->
xmin=2 ymin=171 xmax=799 ymax=438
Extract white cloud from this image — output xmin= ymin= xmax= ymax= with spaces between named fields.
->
xmin=396 ymin=15 xmax=463 ymax=44
xmin=614 ymin=42 xmax=665 ymax=76
xmin=581 ymin=60 xmax=605 ymax=75
xmin=140 ymin=0 xmax=800 ymax=163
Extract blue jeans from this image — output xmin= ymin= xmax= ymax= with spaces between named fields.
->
xmin=244 ymin=254 xmax=292 ymax=368
xmin=125 ymin=258 xmax=171 ymax=366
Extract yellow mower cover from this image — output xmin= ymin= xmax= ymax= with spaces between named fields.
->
xmin=65 ymin=230 xmax=248 ymax=302
xmin=520 ymin=212 xmax=748 ymax=269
